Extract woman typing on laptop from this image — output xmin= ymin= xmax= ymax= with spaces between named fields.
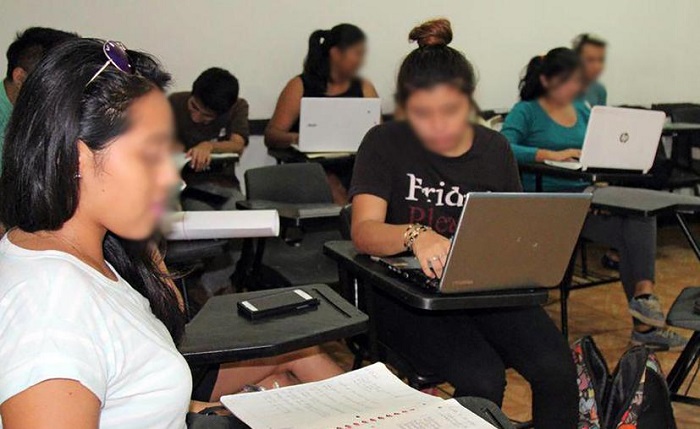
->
xmin=265 ymin=23 xmax=378 ymax=149
xmin=265 ymin=24 xmax=379 ymax=204
xmin=350 ymin=19 xmax=578 ymax=429
xmin=501 ymin=47 xmax=686 ymax=350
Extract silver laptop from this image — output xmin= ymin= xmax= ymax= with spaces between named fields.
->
xmin=545 ymin=106 xmax=665 ymax=174
xmin=298 ymin=97 xmax=381 ymax=153
xmin=378 ymin=193 xmax=591 ymax=294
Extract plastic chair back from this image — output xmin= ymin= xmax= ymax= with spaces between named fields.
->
xmin=245 ymin=163 xmax=333 ymax=204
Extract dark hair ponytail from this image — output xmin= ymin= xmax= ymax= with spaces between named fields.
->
xmin=396 ymin=19 xmax=477 ymax=105
xmin=302 ymin=23 xmax=366 ymax=94
xmin=0 ymin=38 xmax=186 ymax=343
xmin=519 ymin=47 xmax=581 ymax=101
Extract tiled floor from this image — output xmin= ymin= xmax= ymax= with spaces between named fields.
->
xmin=325 ymin=221 xmax=700 ymax=428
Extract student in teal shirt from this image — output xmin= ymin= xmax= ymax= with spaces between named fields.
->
xmin=0 ymin=81 xmax=11 ymax=143
xmin=502 ymin=95 xmax=590 ymax=191
xmin=502 ymin=47 xmax=686 ymax=350
xmin=0 ymin=73 xmax=14 ymax=173
xmin=583 ymin=81 xmax=607 ymax=107
xmin=573 ymin=33 xmax=608 ymax=107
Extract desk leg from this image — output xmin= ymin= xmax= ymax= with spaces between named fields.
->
xmin=360 ymin=279 xmax=380 ymax=363
xmin=676 ymin=212 xmax=700 ymax=262
xmin=535 ymin=173 xmax=543 ymax=193
xmin=232 ymin=238 xmax=254 ymax=292
xmin=559 ymin=244 xmax=579 ymax=340
xmin=338 ymin=264 xmax=370 ymax=370
xmin=667 ymin=332 xmax=700 ymax=405
xmin=337 ymin=265 xmax=360 ymax=308
xmin=251 ymin=237 xmax=267 ymax=289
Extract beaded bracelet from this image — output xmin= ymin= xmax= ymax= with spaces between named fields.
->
xmin=403 ymin=223 xmax=430 ymax=252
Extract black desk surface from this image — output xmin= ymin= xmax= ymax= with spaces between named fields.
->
xmin=236 ymin=200 xmax=341 ymax=221
xmin=590 ymin=186 xmax=700 ymax=217
xmin=324 ymin=240 xmax=549 ymax=311
xmin=267 ymin=147 xmax=307 ymax=163
xmin=663 ymin=122 xmax=700 ymax=134
xmin=519 ymin=163 xmax=653 ymax=186
xmin=178 ymin=284 xmax=368 ymax=366
xmin=267 ymin=147 xmax=356 ymax=163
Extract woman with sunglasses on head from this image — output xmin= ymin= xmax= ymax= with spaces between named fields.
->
xmin=265 ymin=24 xmax=379 ymax=204
xmin=501 ymin=47 xmax=687 ymax=351
xmin=0 ymin=38 xmax=342 ymax=429
xmin=350 ymin=19 xmax=578 ymax=429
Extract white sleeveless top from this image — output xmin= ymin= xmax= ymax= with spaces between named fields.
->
xmin=0 ymin=236 xmax=191 ymax=428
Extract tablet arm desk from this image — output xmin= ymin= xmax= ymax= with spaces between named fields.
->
xmin=590 ymin=186 xmax=700 ymax=260
xmin=233 ymin=200 xmax=341 ymax=291
xmin=323 ymin=240 xmax=550 ymax=362
xmin=236 ymin=200 xmax=341 ymax=228
xmin=178 ymin=284 xmax=368 ymax=365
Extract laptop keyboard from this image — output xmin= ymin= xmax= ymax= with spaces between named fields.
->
xmin=384 ymin=264 xmax=440 ymax=291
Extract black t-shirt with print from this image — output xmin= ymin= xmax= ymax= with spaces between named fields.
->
xmin=348 ymin=121 xmax=523 ymax=237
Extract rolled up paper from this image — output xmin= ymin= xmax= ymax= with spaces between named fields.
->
xmin=163 ymin=210 xmax=279 ymax=240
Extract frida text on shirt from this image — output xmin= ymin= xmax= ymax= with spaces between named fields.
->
xmin=405 ymin=173 xmax=467 ymax=235
xmin=405 ymin=173 xmax=467 ymax=207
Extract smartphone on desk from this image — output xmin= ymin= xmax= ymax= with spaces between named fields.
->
xmin=237 ymin=289 xmax=320 ymax=320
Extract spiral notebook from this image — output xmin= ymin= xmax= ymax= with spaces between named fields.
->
xmin=221 ymin=363 xmax=494 ymax=429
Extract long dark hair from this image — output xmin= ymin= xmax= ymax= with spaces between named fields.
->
xmin=519 ymin=47 xmax=581 ymax=101
xmin=302 ymin=23 xmax=366 ymax=94
xmin=396 ymin=19 xmax=477 ymax=106
xmin=0 ymin=38 xmax=186 ymax=342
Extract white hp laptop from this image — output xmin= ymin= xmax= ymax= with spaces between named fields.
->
xmin=298 ymin=97 xmax=381 ymax=153
xmin=376 ymin=193 xmax=591 ymax=294
xmin=545 ymin=106 xmax=665 ymax=173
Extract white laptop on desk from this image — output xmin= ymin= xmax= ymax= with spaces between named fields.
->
xmin=298 ymin=97 xmax=381 ymax=153
xmin=545 ymin=106 xmax=665 ymax=174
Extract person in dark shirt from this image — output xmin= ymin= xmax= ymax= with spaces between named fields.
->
xmin=170 ymin=68 xmax=249 ymax=210
xmin=265 ymin=23 xmax=378 ymax=149
xmin=170 ymin=68 xmax=249 ymax=171
xmin=349 ymin=19 xmax=577 ymax=429
xmin=265 ymin=24 xmax=379 ymax=204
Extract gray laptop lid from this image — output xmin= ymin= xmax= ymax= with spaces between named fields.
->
xmin=439 ymin=193 xmax=591 ymax=293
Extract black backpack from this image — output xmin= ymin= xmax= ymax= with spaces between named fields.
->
xmin=572 ymin=336 xmax=677 ymax=429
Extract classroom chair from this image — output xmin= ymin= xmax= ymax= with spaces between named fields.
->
xmin=666 ymin=286 xmax=700 ymax=406
xmin=557 ymin=239 xmax=622 ymax=338
xmin=339 ymin=205 xmax=446 ymax=387
xmin=338 ymin=205 xmax=534 ymax=428
xmin=652 ymin=103 xmax=700 ymax=118
xmin=671 ymin=106 xmax=700 ymax=124
xmin=233 ymin=163 xmax=341 ymax=289
xmin=165 ymin=239 xmax=229 ymax=320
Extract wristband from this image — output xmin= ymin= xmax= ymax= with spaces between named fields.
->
xmin=403 ymin=224 xmax=430 ymax=252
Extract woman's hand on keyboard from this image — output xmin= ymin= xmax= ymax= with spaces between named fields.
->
xmin=412 ymin=231 xmax=451 ymax=279
xmin=536 ymin=148 xmax=581 ymax=162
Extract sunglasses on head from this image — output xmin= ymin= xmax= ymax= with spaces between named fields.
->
xmin=86 ymin=40 xmax=134 ymax=86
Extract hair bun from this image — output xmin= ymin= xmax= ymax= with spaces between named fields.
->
xmin=409 ymin=19 xmax=453 ymax=48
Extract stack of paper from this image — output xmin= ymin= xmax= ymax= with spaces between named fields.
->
xmin=221 ymin=363 xmax=495 ymax=429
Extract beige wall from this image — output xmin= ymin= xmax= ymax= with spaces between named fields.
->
xmin=1 ymin=0 xmax=698 ymax=118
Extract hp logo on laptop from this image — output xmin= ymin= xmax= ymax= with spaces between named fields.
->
xmin=619 ymin=132 xmax=630 ymax=143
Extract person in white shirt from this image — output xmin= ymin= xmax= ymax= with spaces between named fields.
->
xmin=0 ymin=38 xmax=342 ymax=429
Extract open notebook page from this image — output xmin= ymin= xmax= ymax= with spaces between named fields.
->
xmin=221 ymin=363 xmax=495 ymax=429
